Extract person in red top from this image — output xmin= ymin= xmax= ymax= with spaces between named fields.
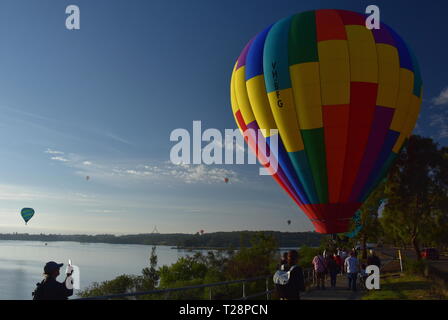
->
xmin=333 ymin=253 xmax=343 ymax=274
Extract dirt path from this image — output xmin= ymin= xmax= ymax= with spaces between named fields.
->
xmin=301 ymin=274 xmax=364 ymax=300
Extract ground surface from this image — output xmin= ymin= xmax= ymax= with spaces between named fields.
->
xmin=302 ymin=248 xmax=448 ymax=300
xmin=301 ymin=274 xmax=364 ymax=300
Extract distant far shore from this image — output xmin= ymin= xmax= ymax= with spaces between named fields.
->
xmin=0 ymin=231 xmax=322 ymax=248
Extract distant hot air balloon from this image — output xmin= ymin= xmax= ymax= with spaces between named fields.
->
xmin=287 ymin=220 xmax=291 ymax=225
xmin=86 ymin=176 xmax=90 ymax=181
xmin=224 ymin=177 xmax=229 ymax=183
xmin=21 ymin=208 xmax=35 ymax=225
xmin=230 ymin=9 xmax=422 ymax=234
xmin=200 ymin=229 xmax=204 ymax=235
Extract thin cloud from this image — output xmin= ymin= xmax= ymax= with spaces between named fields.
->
xmin=433 ymin=87 xmax=448 ymax=106
xmin=429 ymin=111 xmax=448 ymax=140
xmin=45 ymin=148 xmax=64 ymax=155
xmin=97 ymin=130 xmax=133 ymax=146
xmin=44 ymin=148 xmax=240 ymax=185
xmin=0 ymin=184 xmax=97 ymax=203
xmin=51 ymin=156 xmax=69 ymax=162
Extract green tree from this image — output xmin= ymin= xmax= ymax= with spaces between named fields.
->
xmin=141 ymin=246 xmax=159 ymax=290
xmin=78 ymin=274 xmax=143 ymax=299
xmin=356 ymin=182 xmax=386 ymax=259
xmin=225 ymin=232 xmax=278 ymax=280
xmin=381 ymin=135 xmax=448 ymax=259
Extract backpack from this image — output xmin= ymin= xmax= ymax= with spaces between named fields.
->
xmin=273 ymin=265 xmax=298 ymax=285
xmin=32 ymin=279 xmax=47 ymax=300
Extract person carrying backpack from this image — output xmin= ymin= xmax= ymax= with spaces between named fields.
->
xmin=273 ymin=250 xmax=305 ymax=300
xmin=32 ymin=261 xmax=74 ymax=300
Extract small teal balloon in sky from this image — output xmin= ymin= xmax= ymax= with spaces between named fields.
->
xmin=21 ymin=208 xmax=35 ymax=225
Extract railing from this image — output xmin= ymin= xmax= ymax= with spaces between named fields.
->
xmin=77 ymin=276 xmax=271 ymax=300
xmin=77 ymin=268 xmax=314 ymax=300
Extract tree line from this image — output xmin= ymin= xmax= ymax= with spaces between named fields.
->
xmin=0 ymin=230 xmax=322 ymax=248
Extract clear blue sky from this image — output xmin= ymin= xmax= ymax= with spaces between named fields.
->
xmin=0 ymin=0 xmax=446 ymax=234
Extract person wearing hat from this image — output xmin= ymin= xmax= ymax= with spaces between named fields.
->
xmin=32 ymin=261 xmax=74 ymax=300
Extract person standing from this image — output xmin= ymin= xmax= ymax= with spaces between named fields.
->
xmin=333 ymin=253 xmax=343 ymax=274
xmin=279 ymin=252 xmax=289 ymax=270
xmin=339 ymin=248 xmax=348 ymax=273
xmin=327 ymin=253 xmax=339 ymax=288
xmin=344 ymin=251 xmax=360 ymax=292
xmin=367 ymin=250 xmax=381 ymax=269
xmin=312 ymin=252 xmax=327 ymax=290
xmin=32 ymin=261 xmax=73 ymax=300
xmin=276 ymin=250 xmax=305 ymax=300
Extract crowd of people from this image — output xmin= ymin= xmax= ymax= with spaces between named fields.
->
xmin=275 ymin=248 xmax=382 ymax=300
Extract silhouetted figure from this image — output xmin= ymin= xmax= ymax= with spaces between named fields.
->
xmin=274 ymin=250 xmax=305 ymax=300
xmin=367 ymin=250 xmax=381 ymax=268
xmin=32 ymin=261 xmax=73 ymax=300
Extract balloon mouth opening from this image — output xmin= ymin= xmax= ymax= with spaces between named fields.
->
xmin=311 ymin=218 xmax=352 ymax=234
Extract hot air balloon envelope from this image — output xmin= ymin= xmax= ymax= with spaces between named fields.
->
xmin=230 ymin=9 xmax=422 ymax=234
xmin=21 ymin=208 xmax=35 ymax=224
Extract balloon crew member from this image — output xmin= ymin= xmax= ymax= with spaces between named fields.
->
xmin=32 ymin=261 xmax=73 ymax=300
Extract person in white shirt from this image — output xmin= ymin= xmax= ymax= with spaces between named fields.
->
xmin=339 ymin=249 xmax=348 ymax=274
xmin=344 ymin=251 xmax=360 ymax=291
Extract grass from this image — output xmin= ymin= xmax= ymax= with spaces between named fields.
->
xmin=362 ymin=273 xmax=446 ymax=300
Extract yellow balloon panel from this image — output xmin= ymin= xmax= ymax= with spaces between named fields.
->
xmin=246 ymin=75 xmax=278 ymax=136
xmin=289 ymin=62 xmax=323 ymax=130
xmin=235 ymin=66 xmax=256 ymax=125
xmin=267 ymin=88 xmax=304 ymax=152
xmin=317 ymin=40 xmax=350 ymax=106
xmin=376 ymin=44 xmax=400 ymax=108
xmin=390 ymin=69 xmax=415 ymax=132
xmin=345 ymin=25 xmax=378 ymax=83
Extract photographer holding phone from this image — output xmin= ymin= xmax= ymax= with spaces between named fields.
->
xmin=32 ymin=261 xmax=74 ymax=300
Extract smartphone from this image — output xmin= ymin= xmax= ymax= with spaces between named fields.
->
xmin=66 ymin=259 xmax=74 ymax=276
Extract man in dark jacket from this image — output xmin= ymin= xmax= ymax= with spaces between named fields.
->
xmin=282 ymin=250 xmax=305 ymax=300
xmin=367 ymin=250 xmax=381 ymax=268
xmin=33 ymin=261 xmax=73 ymax=300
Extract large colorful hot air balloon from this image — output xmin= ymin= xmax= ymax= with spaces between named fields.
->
xmin=230 ymin=9 xmax=422 ymax=234
xmin=21 ymin=208 xmax=35 ymax=225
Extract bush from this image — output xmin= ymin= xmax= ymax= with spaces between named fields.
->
xmin=404 ymin=258 xmax=428 ymax=276
xmin=298 ymin=245 xmax=322 ymax=269
xmin=79 ymin=274 xmax=144 ymax=299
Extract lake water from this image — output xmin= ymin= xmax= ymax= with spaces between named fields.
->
xmin=0 ymin=240 xmax=212 ymax=300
